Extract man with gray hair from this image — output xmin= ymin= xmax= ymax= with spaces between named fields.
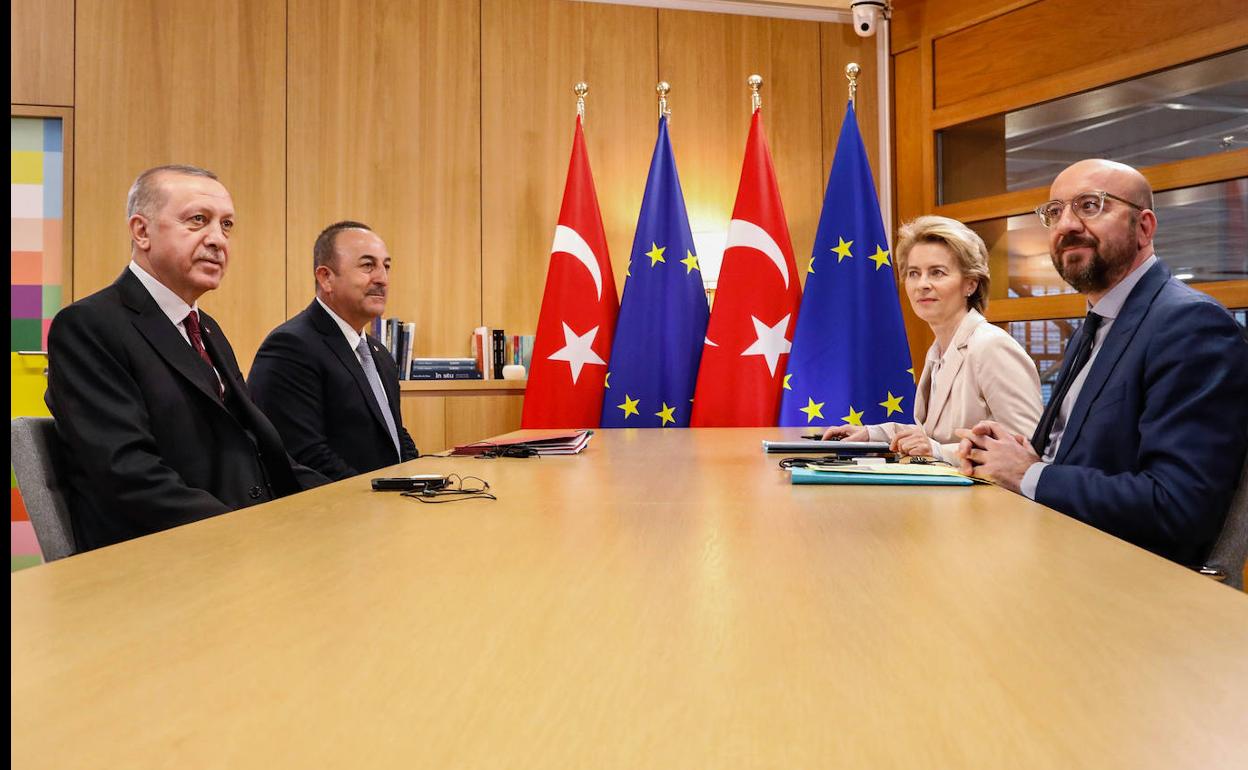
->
xmin=45 ymin=164 xmax=326 ymax=551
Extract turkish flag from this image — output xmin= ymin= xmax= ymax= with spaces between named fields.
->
xmin=522 ymin=116 xmax=619 ymax=428
xmin=691 ymin=110 xmax=801 ymax=426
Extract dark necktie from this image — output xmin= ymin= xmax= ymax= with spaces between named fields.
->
xmin=1031 ymin=311 xmax=1103 ymax=457
xmin=184 ymin=310 xmax=224 ymax=399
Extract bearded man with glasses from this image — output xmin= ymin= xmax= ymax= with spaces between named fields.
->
xmin=955 ymin=158 xmax=1248 ymax=566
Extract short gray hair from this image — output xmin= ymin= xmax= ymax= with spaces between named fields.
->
xmin=126 ymin=164 xmax=219 ymax=219
xmin=895 ymin=215 xmax=992 ymax=313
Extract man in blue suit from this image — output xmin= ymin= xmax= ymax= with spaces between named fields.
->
xmin=957 ymin=159 xmax=1248 ymax=565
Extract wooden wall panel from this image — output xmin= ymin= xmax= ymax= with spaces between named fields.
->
xmin=481 ymin=0 xmax=656 ymax=338
xmin=400 ymin=395 xmax=448 ymax=456
xmin=74 ymin=0 xmax=287 ymax=372
xmin=10 ymin=0 xmax=74 ymax=106
xmin=889 ymin=0 xmax=1031 ymax=54
xmin=933 ymin=0 xmax=1247 ymax=111
xmin=445 ymin=394 xmax=525 ymax=448
xmin=659 ymin=9 xmax=824 ymax=276
xmin=889 ymin=49 xmax=931 ymax=374
xmin=819 ymin=22 xmax=880 ymax=197
xmin=288 ymin=0 xmax=480 ymax=360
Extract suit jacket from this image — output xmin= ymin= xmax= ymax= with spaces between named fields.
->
xmin=869 ymin=309 xmax=1042 ymax=459
xmin=44 ymin=269 xmax=328 ymax=551
xmin=248 ymin=300 xmax=418 ymax=481
xmin=1034 ymin=261 xmax=1248 ymax=565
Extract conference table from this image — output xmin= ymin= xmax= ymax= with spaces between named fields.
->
xmin=11 ymin=428 xmax=1248 ymax=767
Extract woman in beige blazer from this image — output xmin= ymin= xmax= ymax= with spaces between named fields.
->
xmin=824 ymin=216 xmax=1041 ymax=459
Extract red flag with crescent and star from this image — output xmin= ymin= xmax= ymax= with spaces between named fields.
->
xmin=522 ymin=115 xmax=619 ymax=428
xmin=690 ymin=110 xmax=801 ymax=426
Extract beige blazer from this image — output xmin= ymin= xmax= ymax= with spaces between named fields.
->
xmin=867 ymin=310 xmax=1042 ymax=459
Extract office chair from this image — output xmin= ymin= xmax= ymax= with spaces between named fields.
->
xmin=10 ymin=417 xmax=78 ymax=562
xmin=1198 ymin=449 xmax=1248 ymax=590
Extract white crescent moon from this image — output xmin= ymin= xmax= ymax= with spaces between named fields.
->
xmin=726 ymin=218 xmax=789 ymax=290
xmin=551 ymin=225 xmax=603 ymax=301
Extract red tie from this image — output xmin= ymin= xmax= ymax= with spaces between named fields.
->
xmin=184 ymin=311 xmax=223 ymax=398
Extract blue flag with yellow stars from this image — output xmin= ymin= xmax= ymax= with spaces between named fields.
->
xmin=601 ymin=116 xmax=709 ymax=428
xmin=780 ymin=102 xmax=913 ymax=428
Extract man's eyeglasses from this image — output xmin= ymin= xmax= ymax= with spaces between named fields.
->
xmin=1035 ymin=190 xmax=1146 ymax=228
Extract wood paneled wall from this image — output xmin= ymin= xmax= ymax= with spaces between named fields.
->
xmin=287 ymin=0 xmax=481 ymax=358
xmin=72 ymin=0 xmax=289 ymax=365
xmin=481 ymin=0 xmax=656 ymax=337
xmin=13 ymin=0 xmax=882 ymax=371
xmin=9 ymin=0 xmax=74 ymax=107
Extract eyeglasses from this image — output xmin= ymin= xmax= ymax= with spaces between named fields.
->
xmin=1035 ymin=190 xmax=1146 ymax=228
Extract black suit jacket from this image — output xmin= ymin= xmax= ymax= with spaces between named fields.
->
xmin=248 ymin=300 xmax=418 ymax=481
xmin=44 ymin=269 xmax=328 ymax=551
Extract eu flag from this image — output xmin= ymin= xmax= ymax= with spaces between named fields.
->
xmin=780 ymin=102 xmax=914 ymax=428
xmin=601 ymin=116 xmax=709 ymax=428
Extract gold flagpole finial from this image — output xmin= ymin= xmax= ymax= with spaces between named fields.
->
xmin=657 ymin=81 xmax=671 ymax=121
xmin=574 ymin=82 xmax=589 ymax=121
xmin=845 ymin=63 xmax=860 ymax=106
xmin=748 ymin=74 xmax=763 ymax=113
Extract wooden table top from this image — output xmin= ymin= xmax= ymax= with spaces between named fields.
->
xmin=12 ymin=428 xmax=1248 ymax=768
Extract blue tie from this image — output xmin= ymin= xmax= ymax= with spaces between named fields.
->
xmin=356 ymin=337 xmax=401 ymax=459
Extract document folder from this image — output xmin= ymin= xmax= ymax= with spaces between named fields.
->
xmin=789 ymin=466 xmax=974 ymax=486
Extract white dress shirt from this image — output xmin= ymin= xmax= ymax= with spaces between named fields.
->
xmin=127 ymin=260 xmax=223 ymax=388
xmin=315 ymin=297 xmax=367 ymax=351
xmin=1021 ymin=254 xmax=1158 ymax=499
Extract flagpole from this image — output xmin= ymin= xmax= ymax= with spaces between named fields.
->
xmin=574 ymin=82 xmax=588 ymax=122
xmin=846 ymin=63 xmax=860 ymax=107
xmin=748 ymin=74 xmax=762 ymax=113
xmin=657 ymin=81 xmax=671 ymax=121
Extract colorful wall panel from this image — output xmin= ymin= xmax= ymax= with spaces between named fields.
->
xmin=11 ymin=116 xmax=64 ymax=571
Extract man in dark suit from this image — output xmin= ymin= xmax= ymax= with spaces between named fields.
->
xmin=956 ymin=159 xmax=1248 ymax=565
xmin=45 ymin=165 xmax=327 ymax=551
xmin=248 ymin=222 xmax=418 ymax=480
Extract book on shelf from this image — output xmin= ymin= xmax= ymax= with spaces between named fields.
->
xmin=408 ymin=369 xmax=485 ymax=380
xmin=492 ymin=329 xmax=506 ymax=379
xmin=410 ymin=357 xmax=478 ymax=370
xmin=472 ymin=327 xmax=490 ymax=377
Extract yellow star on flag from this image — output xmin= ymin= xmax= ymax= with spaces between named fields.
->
xmin=806 ymin=256 xmax=816 ymax=274
xmin=604 ymin=372 xmax=611 ymax=389
xmin=655 ymin=402 xmax=676 ymax=426
xmin=626 ymin=260 xmax=631 ymax=278
xmin=646 ymin=243 xmax=666 ymax=266
xmin=799 ymin=397 xmax=825 ymax=423
xmin=782 ymin=373 xmax=793 ymax=391
xmin=680 ymin=250 xmax=700 ymax=274
xmin=832 ymin=237 xmax=854 ymax=262
xmin=841 ymin=405 xmax=864 ymax=425
xmin=879 ymin=391 xmax=904 ymax=417
xmin=906 ymin=367 xmax=914 ymax=379
xmin=869 ymin=245 xmax=891 ymax=270
xmin=617 ymin=394 xmax=640 ymax=418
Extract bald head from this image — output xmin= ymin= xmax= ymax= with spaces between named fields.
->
xmin=1046 ymin=159 xmax=1158 ymax=301
xmin=1051 ymin=159 xmax=1153 ymax=211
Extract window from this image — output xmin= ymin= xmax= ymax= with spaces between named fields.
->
xmin=937 ymin=48 xmax=1248 ymax=205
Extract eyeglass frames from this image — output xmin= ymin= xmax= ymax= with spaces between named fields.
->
xmin=1035 ymin=190 xmax=1146 ymax=228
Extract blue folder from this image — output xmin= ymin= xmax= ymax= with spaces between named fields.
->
xmin=789 ymin=467 xmax=974 ymax=486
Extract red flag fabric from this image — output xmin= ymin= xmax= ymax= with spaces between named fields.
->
xmin=691 ymin=110 xmax=802 ymax=426
xmin=522 ymin=116 xmax=619 ymax=428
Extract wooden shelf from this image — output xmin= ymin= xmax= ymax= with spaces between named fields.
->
xmin=400 ymin=379 xmax=526 ymax=394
